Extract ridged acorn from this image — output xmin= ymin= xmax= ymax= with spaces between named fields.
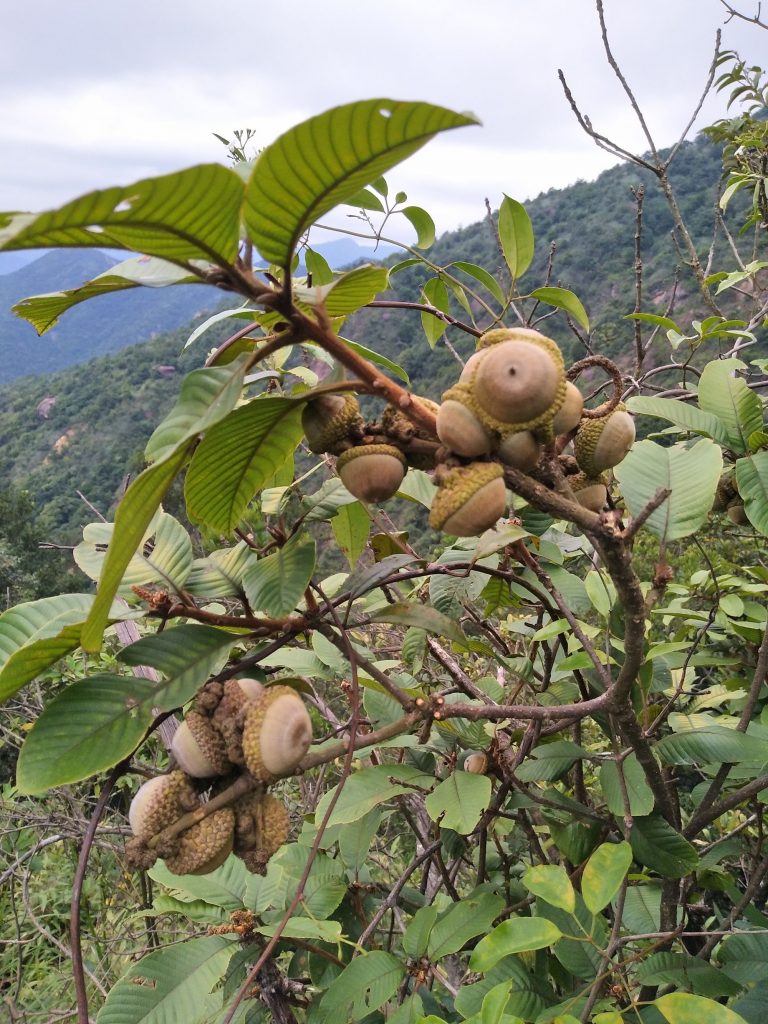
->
xmin=164 ymin=807 xmax=235 ymax=876
xmin=301 ymin=394 xmax=363 ymax=454
xmin=429 ymin=463 xmax=507 ymax=536
xmin=171 ymin=710 xmax=232 ymax=778
xmin=552 ymin=381 xmax=584 ymax=435
xmin=574 ymin=404 xmax=635 ymax=476
xmin=336 ymin=444 xmax=407 ymax=502
xmin=128 ymin=772 xmax=199 ymax=842
xmin=242 ymin=685 xmax=313 ymax=783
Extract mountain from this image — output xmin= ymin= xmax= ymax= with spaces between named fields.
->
xmin=0 ymin=133 xmax=764 ymax=550
xmin=0 ymin=241 xmax=397 ymax=384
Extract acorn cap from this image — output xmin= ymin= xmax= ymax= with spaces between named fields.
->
xmin=436 ymin=395 xmax=494 ymax=457
xmin=238 ymin=795 xmax=290 ymax=875
xmin=496 ymin=430 xmax=541 ymax=471
xmin=471 ymin=337 xmax=565 ymax=427
xmin=128 ymin=772 xmax=199 ymax=841
xmin=429 ymin=463 xmax=507 ymax=536
xmin=336 ymin=444 xmax=407 ymax=503
xmin=568 ymin=471 xmax=608 ymax=512
xmin=211 ymin=678 xmax=267 ymax=767
xmin=552 ymin=381 xmax=584 ymax=435
xmin=382 ymin=397 xmax=439 ymax=441
xmin=302 ymin=394 xmax=363 ymax=454
xmin=171 ymin=711 xmax=232 ymax=778
xmin=242 ymin=685 xmax=313 ymax=782
xmin=164 ymin=807 xmax=235 ymax=876
xmin=574 ymin=405 xmax=635 ymax=476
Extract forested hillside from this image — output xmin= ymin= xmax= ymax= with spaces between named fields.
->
xmin=0 ymin=132 xmax=759 ymax=565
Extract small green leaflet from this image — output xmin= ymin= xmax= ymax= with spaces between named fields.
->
xmin=425 ymin=772 xmax=492 ymax=834
xmin=498 ymin=196 xmax=534 ymax=279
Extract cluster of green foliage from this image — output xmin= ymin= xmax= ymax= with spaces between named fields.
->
xmin=2 ymin=16 xmax=768 ymax=1024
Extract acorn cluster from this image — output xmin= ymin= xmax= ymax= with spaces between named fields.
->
xmin=302 ymin=327 xmax=635 ymax=536
xmin=712 ymin=471 xmax=750 ymax=525
xmin=126 ymin=679 xmax=312 ymax=877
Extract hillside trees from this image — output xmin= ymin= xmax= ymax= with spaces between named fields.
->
xmin=1 ymin=4 xmax=768 ymax=1023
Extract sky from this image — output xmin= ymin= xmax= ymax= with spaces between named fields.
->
xmin=0 ymin=0 xmax=763 ymax=246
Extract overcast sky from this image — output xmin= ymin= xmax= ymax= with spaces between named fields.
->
xmin=0 ymin=0 xmax=762 ymax=245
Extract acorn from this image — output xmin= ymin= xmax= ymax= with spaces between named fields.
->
xmin=171 ymin=710 xmax=232 ymax=778
xmin=301 ymin=394 xmax=363 ymax=454
xmin=128 ymin=771 xmax=199 ymax=842
xmin=469 ymin=328 xmax=566 ymax=431
xmin=568 ymin=471 xmax=608 ymax=512
xmin=726 ymin=500 xmax=749 ymax=525
xmin=436 ymin=394 xmax=495 ymax=457
xmin=552 ymin=381 xmax=584 ymax=435
xmin=164 ymin=807 xmax=235 ymax=876
xmin=462 ymin=751 xmax=489 ymax=774
xmin=713 ymin=474 xmax=737 ymax=512
xmin=496 ymin=430 xmax=541 ymax=471
xmin=238 ymin=795 xmax=290 ymax=875
xmin=429 ymin=463 xmax=507 ymax=536
xmin=574 ymin=404 xmax=635 ymax=476
xmin=458 ymin=348 xmax=488 ymax=383
xmin=211 ymin=678 xmax=266 ymax=767
xmin=382 ymin=397 xmax=440 ymax=469
xmin=336 ymin=444 xmax=407 ymax=502
xmin=242 ymin=685 xmax=313 ymax=783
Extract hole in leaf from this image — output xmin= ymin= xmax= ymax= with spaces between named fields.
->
xmin=114 ymin=199 xmax=134 ymax=213
xmin=87 ymin=225 xmax=105 ymax=234
xmin=378 ymin=107 xmax=392 ymax=119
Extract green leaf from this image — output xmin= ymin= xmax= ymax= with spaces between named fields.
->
xmin=1 ymin=164 xmax=244 ymax=267
xmin=698 ymin=359 xmax=763 ymax=454
xmin=535 ymin=894 xmax=607 ymax=979
xmin=117 ymin=624 xmax=237 ymax=709
xmin=469 ymin=918 xmax=562 ymax=972
xmin=342 ymin=187 xmax=385 ymax=212
xmin=315 ymin=765 xmax=434 ymax=826
xmin=12 ymin=255 xmax=203 ymax=334
xmin=402 ymin=205 xmax=436 ymax=248
xmin=428 ymin=893 xmax=504 ymax=958
xmin=656 ymin=726 xmax=767 ymax=765
xmin=636 ymin=953 xmax=743 ymax=998
xmin=243 ymin=534 xmax=316 ymax=616
xmin=345 ymin=553 xmax=420 ymax=600
xmin=450 ymin=261 xmax=506 ymax=305
xmin=294 ymin=265 xmax=390 ymax=316
xmin=630 ymin=814 xmax=699 ymax=878
xmin=498 ymin=196 xmax=534 ymax=279
xmin=317 ymin=950 xmax=404 ymax=1023
xmin=529 ymin=287 xmax=589 ymax=330
xmin=429 ymin=548 xmax=495 ymax=618
xmin=145 ymin=356 xmax=251 ymax=463
xmin=421 ymin=277 xmax=450 ymax=347
xmin=581 ymin=841 xmax=633 ymax=913
xmin=515 ymin=741 xmax=586 ymax=783
xmin=403 ymin=906 xmax=439 ymax=958
xmin=614 ymin=439 xmax=723 ymax=543
xmin=370 ymin=602 xmax=465 ymax=644
xmin=96 ymin=935 xmax=236 ymax=1024
xmin=454 ymin=957 xmax=544 ymax=1021
xmin=244 ymin=99 xmax=477 ymax=266
xmin=626 ymin=396 xmax=731 ymax=446
xmin=522 ymin=864 xmax=576 ymax=913
xmin=332 ymin=502 xmax=371 ymax=568
xmin=718 ymin=931 xmax=768 ymax=986
xmin=82 ymin=443 xmax=191 ymax=652
xmin=655 ymin=992 xmax=748 ymax=1024
xmin=735 ymin=452 xmax=768 ymax=534
xmin=340 ymin=336 xmax=410 ymax=384
xmin=184 ymin=397 xmax=304 ymax=533
xmin=303 ymin=246 xmax=334 ymax=284
xmin=0 ymin=593 xmax=95 ymax=703
xmin=16 ymin=674 xmax=157 ymax=793
xmin=599 ymin=753 xmax=655 ymax=817
xmin=424 ymin=772 xmax=492 ymax=834
xmin=184 ymin=542 xmax=256 ymax=598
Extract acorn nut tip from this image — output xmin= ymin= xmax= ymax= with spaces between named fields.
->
xmin=436 ymin=397 xmax=494 ymax=457
xmin=429 ymin=462 xmax=507 ymax=537
xmin=242 ymin=685 xmax=313 ymax=782
xmin=336 ymin=444 xmax=407 ymax=503
xmin=171 ymin=711 xmax=232 ymax=778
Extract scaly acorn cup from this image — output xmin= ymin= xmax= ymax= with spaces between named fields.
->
xmin=336 ymin=444 xmax=407 ymax=502
xmin=238 ymin=795 xmax=290 ymax=875
xmin=242 ymin=685 xmax=313 ymax=783
xmin=212 ymin=677 xmax=266 ymax=767
xmin=568 ymin=471 xmax=609 ymax=512
xmin=436 ymin=391 xmax=495 ymax=457
xmin=574 ymin=402 xmax=636 ymax=476
xmin=164 ymin=807 xmax=235 ymax=876
xmin=429 ymin=462 xmax=507 ymax=536
xmin=301 ymin=394 xmax=363 ymax=454
xmin=171 ymin=710 xmax=233 ymax=778
xmin=496 ymin=430 xmax=541 ymax=471
xmin=467 ymin=328 xmax=567 ymax=436
xmin=382 ymin=397 xmax=440 ymax=469
xmin=128 ymin=772 xmax=200 ymax=842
